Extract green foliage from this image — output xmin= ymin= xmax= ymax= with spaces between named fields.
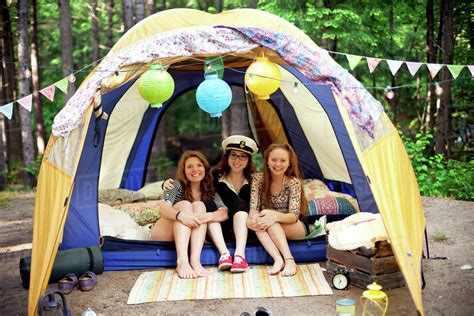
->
xmin=434 ymin=229 xmax=447 ymax=242
xmin=252 ymin=152 xmax=263 ymax=172
xmin=401 ymin=129 xmax=473 ymax=200
xmin=151 ymin=155 xmax=175 ymax=181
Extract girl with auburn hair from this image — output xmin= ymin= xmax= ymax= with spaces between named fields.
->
xmin=248 ymin=143 xmax=308 ymax=276
xmin=151 ymin=151 xmax=229 ymax=279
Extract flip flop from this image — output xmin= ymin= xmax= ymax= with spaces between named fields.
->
xmin=79 ymin=271 xmax=97 ymax=291
xmin=58 ymin=273 xmax=78 ymax=294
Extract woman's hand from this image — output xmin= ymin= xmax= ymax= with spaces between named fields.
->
xmin=256 ymin=209 xmax=277 ymax=230
xmin=176 ymin=212 xmax=200 ymax=228
xmin=247 ymin=211 xmax=266 ymax=232
xmin=163 ymin=178 xmax=175 ymax=191
xmin=195 ymin=212 xmax=213 ymax=224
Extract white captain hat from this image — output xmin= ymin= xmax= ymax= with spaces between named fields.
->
xmin=222 ymin=135 xmax=259 ymax=155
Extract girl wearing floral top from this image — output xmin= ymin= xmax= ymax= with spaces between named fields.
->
xmin=248 ymin=143 xmax=308 ymax=276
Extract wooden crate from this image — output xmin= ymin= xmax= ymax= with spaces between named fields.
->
xmin=326 ymin=241 xmax=406 ymax=289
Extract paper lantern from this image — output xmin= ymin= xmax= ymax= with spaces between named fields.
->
xmin=245 ymin=57 xmax=281 ymax=100
xmin=196 ymin=73 xmax=232 ymax=117
xmin=138 ymin=65 xmax=175 ymax=108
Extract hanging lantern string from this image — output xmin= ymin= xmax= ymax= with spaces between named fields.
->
xmin=1 ymin=54 xmax=471 ymax=100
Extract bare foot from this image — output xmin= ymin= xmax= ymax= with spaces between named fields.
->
xmin=268 ymin=257 xmax=284 ymax=275
xmin=281 ymin=258 xmax=297 ymax=277
xmin=190 ymin=259 xmax=212 ymax=277
xmin=176 ymin=261 xmax=198 ymax=279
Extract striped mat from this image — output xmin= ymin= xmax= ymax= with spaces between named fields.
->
xmin=128 ymin=263 xmax=333 ymax=304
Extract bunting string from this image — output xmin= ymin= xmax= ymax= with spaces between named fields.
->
xmin=0 ymin=51 xmax=472 ymax=120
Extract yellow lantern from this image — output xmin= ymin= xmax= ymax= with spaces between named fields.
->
xmin=245 ymin=56 xmax=281 ymax=100
xmin=360 ymin=282 xmax=389 ymax=316
xmin=138 ymin=65 xmax=175 ymax=108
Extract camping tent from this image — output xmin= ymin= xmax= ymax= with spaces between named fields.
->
xmin=29 ymin=8 xmax=425 ymax=315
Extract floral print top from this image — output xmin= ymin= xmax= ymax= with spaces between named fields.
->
xmin=250 ymin=173 xmax=302 ymax=218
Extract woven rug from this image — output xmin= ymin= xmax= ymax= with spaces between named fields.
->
xmin=128 ymin=263 xmax=333 ymax=304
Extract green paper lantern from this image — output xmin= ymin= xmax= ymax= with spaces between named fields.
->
xmin=138 ymin=65 xmax=175 ymax=108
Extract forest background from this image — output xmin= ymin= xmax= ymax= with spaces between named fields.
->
xmin=0 ymin=0 xmax=472 ymax=201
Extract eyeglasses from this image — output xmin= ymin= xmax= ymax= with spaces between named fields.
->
xmin=229 ymin=153 xmax=249 ymax=161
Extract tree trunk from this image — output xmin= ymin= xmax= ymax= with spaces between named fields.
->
xmin=0 ymin=38 xmax=8 ymax=189
xmin=18 ymin=0 xmax=37 ymax=187
xmin=107 ymin=0 xmax=115 ymax=50
xmin=1 ymin=3 xmax=23 ymax=166
xmin=145 ymin=0 xmax=154 ymax=16
xmin=230 ymin=86 xmax=251 ymax=136
xmin=91 ymin=0 xmax=100 ymax=62
xmin=134 ymin=0 xmax=145 ymax=23
xmin=58 ymin=0 xmax=76 ymax=103
xmin=435 ymin=0 xmax=454 ymax=158
xmin=30 ymin=0 xmax=46 ymax=155
xmin=214 ymin=0 xmax=223 ymax=12
xmin=426 ymin=0 xmax=437 ymax=152
xmin=158 ymin=0 xmax=165 ymax=11
xmin=122 ymin=0 xmax=134 ymax=32
xmin=245 ymin=0 xmax=258 ymax=8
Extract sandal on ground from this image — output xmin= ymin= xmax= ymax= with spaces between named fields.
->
xmin=230 ymin=255 xmax=248 ymax=273
xmin=79 ymin=271 xmax=97 ymax=291
xmin=218 ymin=253 xmax=233 ymax=271
xmin=58 ymin=273 xmax=78 ymax=294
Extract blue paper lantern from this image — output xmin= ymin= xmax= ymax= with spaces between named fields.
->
xmin=196 ymin=73 xmax=232 ymax=117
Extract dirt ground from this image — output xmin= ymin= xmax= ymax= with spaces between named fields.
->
xmin=0 ymin=193 xmax=473 ymax=315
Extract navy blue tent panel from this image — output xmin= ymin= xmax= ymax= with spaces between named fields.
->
xmin=120 ymin=106 xmax=163 ymax=190
xmin=62 ymin=79 xmax=137 ymax=250
xmin=283 ymin=66 xmax=378 ymax=213
xmin=268 ymin=89 xmax=324 ymax=180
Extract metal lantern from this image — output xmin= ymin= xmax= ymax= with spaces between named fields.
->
xmin=138 ymin=65 xmax=175 ymax=108
xmin=196 ymin=73 xmax=232 ymax=117
xmin=245 ymin=56 xmax=281 ymax=100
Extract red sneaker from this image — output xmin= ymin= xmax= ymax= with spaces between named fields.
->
xmin=218 ymin=253 xmax=233 ymax=271
xmin=230 ymin=255 xmax=248 ymax=273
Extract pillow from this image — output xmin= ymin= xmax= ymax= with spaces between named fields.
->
xmin=303 ymin=179 xmax=329 ymax=193
xmin=98 ymin=188 xmax=146 ymax=206
xmin=306 ymin=197 xmax=357 ymax=217
xmin=114 ymin=200 xmax=163 ymax=226
xmin=138 ymin=181 xmax=165 ymax=200
xmin=98 ymin=203 xmax=151 ymax=240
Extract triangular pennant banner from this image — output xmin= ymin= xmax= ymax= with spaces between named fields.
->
xmin=386 ymin=60 xmax=404 ymax=76
xmin=40 ymin=85 xmax=56 ymax=101
xmin=55 ymin=77 xmax=69 ymax=93
xmin=366 ymin=57 xmax=382 ymax=73
xmin=0 ymin=102 xmax=14 ymax=120
xmin=17 ymin=94 xmax=32 ymax=111
xmin=346 ymin=54 xmax=363 ymax=70
xmin=427 ymin=63 xmax=443 ymax=79
xmin=447 ymin=65 xmax=464 ymax=79
xmin=468 ymin=65 xmax=474 ymax=77
xmin=406 ymin=62 xmax=423 ymax=76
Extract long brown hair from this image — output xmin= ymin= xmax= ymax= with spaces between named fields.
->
xmin=261 ymin=143 xmax=307 ymax=216
xmin=175 ymin=151 xmax=215 ymax=202
xmin=212 ymin=151 xmax=257 ymax=181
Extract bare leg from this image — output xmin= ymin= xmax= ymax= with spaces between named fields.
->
xmin=189 ymin=201 xmax=212 ymax=277
xmin=172 ymin=201 xmax=198 ymax=279
xmin=268 ymin=221 xmax=306 ymax=276
xmin=255 ymin=230 xmax=284 ymax=275
xmin=207 ymin=222 xmax=230 ymax=256
xmin=233 ymin=211 xmax=249 ymax=258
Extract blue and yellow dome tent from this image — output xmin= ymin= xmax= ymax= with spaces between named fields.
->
xmin=29 ymin=8 xmax=425 ymax=315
